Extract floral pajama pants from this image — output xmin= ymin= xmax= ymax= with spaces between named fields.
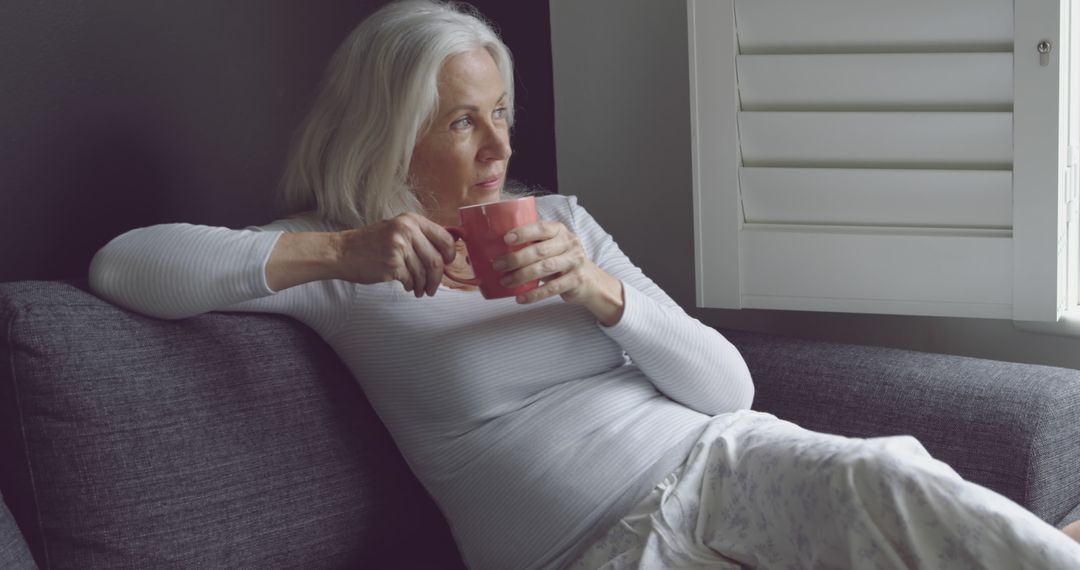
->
xmin=567 ymin=410 xmax=1080 ymax=569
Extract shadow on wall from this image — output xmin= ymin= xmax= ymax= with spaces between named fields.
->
xmin=469 ymin=0 xmax=558 ymax=195
xmin=1 ymin=0 xmax=388 ymax=283
xmin=29 ymin=126 xmax=172 ymax=281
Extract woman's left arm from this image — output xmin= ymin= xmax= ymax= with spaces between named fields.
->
xmin=495 ymin=196 xmax=754 ymax=416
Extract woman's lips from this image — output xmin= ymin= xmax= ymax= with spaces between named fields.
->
xmin=475 ymin=174 xmax=503 ymax=189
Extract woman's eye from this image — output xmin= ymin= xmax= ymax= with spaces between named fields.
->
xmin=493 ymin=107 xmax=508 ymax=120
xmin=452 ymin=116 xmax=473 ymax=130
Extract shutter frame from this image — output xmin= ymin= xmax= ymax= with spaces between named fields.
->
xmin=688 ymin=0 xmax=743 ymax=309
xmin=1013 ymin=0 xmax=1068 ymax=322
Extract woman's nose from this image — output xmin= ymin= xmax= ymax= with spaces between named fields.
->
xmin=478 ymin=124 xmax=511 ymax=162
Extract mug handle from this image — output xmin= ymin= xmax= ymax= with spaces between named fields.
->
xmin=443 ymin=226 xmax=482 ymax=286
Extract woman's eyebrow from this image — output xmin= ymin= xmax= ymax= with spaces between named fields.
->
xmin=444 ymin=104 xmax=481 ymax=116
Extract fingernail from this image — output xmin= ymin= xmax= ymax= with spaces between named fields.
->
xmin=505 ymin=232 xmax=518 ymax=244
xmin=500 ymin=276 xmax=513 ymax=286
xmin=492 ymin=259 xmax=507 ymax=271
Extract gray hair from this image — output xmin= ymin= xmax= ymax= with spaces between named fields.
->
xmin=279 ymin=0 xmax=515 ymax=227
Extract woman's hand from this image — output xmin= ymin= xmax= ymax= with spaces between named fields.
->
xmin=266 ymin=212 xmax=456 ymax=297
xmin=493 ymin=220 xmax=625 ymax=326
xmin=335 ymin=212 xmax=457 ymax=297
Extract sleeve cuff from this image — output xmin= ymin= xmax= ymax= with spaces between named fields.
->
xmin=599 ymin=281 xmax=653 ymax=342
xmin=246 ymin=230 xmax=285 ymax=296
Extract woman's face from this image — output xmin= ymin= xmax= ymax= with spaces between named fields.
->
xmin=409 ymin=48 xmax=512 ymax=225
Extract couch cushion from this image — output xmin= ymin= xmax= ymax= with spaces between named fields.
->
xmin=0 ymin=281 xmax=463 ymax=569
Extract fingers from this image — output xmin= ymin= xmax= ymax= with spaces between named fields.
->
xmin=410 ymin=231 xmax=447 ymax=296
xmin=496 ymin=222 xmax=571 ymax=271
xmin=390 ymin=213 xmax=449 ymax=298
xmin=503 ymin=219 xmax=562 ymax=246
xmin=514 ymin=272 xmax=583 ymax=304
xmin=401 ymin=246 xmax=426 ymax=298
xmin=417 ymin=217 xmax=457 ymax=264
xmin=499 ymin=249 xmax=581 ymax=288
xmin=494 ymin=220 xmax=594 ymax=305
xmin=495 ymin=223 xmax=583 ymax=285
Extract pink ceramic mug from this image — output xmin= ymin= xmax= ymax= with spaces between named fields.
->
xmin=443 ymin=196 xmax=540 ymax=299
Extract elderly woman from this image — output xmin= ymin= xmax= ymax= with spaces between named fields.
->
xmin=89 ymin=1 xmax=1080 ymax=569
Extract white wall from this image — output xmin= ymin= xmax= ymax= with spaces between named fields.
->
xmin=550 ymin=0 xmax=1080 ymax=370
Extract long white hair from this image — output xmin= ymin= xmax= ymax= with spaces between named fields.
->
xmin=279 ymin=0 xmax=515 ymax=228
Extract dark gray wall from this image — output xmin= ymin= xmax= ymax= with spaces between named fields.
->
xmin=473 ymin=1 xmax=558 ymax=194
xmin=2 ymin=1 xmax=384 ymax=282
xmin=1 ymin=1 xmax=556 ymax=282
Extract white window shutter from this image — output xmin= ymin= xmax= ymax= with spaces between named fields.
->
xmin=688 ymin=0 xmax=1071 ymax=321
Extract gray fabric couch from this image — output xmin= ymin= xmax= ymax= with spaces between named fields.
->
xmin=2 ymin=280 xmax=1080 ymax=569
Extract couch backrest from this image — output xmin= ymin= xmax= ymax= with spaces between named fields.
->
xmin=7 ymin=279 xmax=1080 ymax=567
xmin=0 ymin=281 xmax=462 ymax=569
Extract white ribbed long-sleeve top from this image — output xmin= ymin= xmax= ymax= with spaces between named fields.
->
xmin=89 ymin=194 xmax=754 ymax=569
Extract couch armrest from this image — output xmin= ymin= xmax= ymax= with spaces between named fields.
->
xmin=722 ymin=329 xmax=1080 ymax=527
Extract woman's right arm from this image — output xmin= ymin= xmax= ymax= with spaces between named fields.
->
xmin=89 ymin=213 xmax=456 ymax=322
xmin=266 ymin=213 xmax=457 ymax=296
xmin=89 ymin=222 xmax=314 ymax=321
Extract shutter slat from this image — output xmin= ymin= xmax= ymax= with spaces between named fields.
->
xmin=741 ymin=168 xmax=1012 ymax=228
xmin=741 ymin=228 xmax=1013 ymax=318
xmin=737 ymin=54 xmax=1013 ymax=110
xmin=739 ymin=112 xmax=1013 ymax=167
xmin=735 ymin=0 xmax=1013 ymax=53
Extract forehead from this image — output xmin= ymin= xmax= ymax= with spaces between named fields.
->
xmin=436 ymin=48 xmax=505 ymax=106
